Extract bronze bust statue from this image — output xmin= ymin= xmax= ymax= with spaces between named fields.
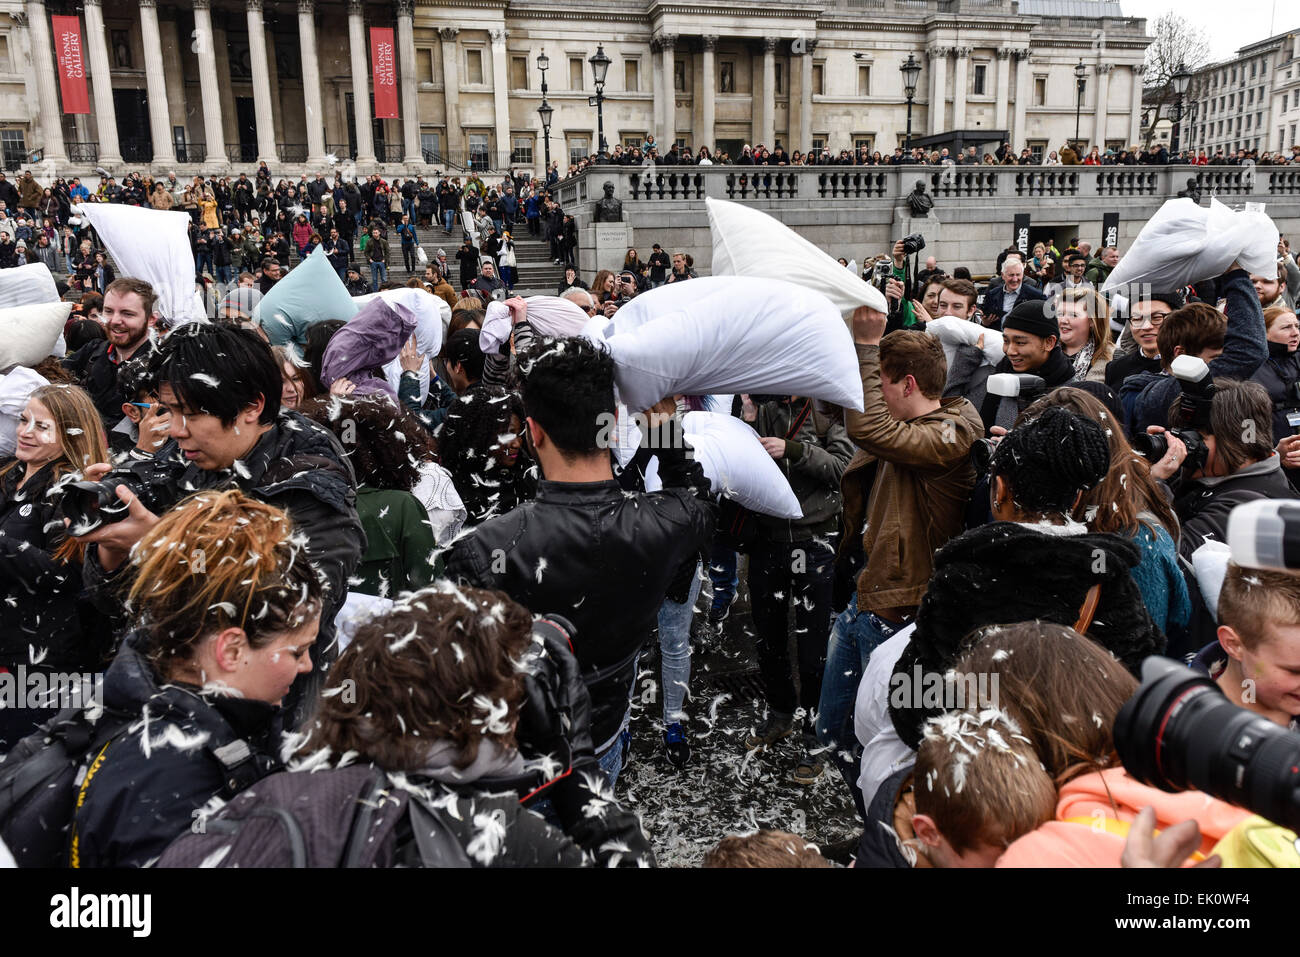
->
xmin=907 ymin=180 xmax=934 ymax=217
xmin=594 ymin=181 xmax=623 ymax=222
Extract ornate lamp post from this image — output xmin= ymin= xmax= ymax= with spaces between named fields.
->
xmin=901 ymin=53 xmax=922 ymax=153
xmin=1074 ymin=59 xmax=1087 ymax=148
xmin=1170 ymin=61 xmax=1192 ymax=155
xmin=537 ymin=50 xmax=552 ymax=179
xmin=589 ymin=44 xmax=611 ymax=159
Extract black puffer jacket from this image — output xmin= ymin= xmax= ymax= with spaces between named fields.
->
xmin=83 ymin=412 xmax=364 ymax=714
xmin=446 ymin=419 xmax=715 ymax=750
xmin=62 ymin=339 xmax=155 ymax=431
xmin=68 ymin=631 xmax=285 ymax=868
xmin=0 ymin=461 xmax=105 ymax=671
xmin=889 ymin=522 xmax=1165 ymax=750
xmin=1251 ymin=342 xmax=1300 ymax=448
xmin=1172 ymin=454 xmax=1298 ymax=559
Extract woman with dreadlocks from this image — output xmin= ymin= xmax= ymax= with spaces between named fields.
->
xmin=68 ymin=490 xmax=321 ymax=868
xmin=438 ymin=384 xmax=536 ymax=527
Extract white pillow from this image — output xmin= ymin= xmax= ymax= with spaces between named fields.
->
xmin=585 ymin=277 xmax=864 ymax=412
xmin=0 ymin=262 xmax=59 ymax=308
xmin=73 ymin=202 xmax=208 ymax=324
xmin=1103 ymin=197 xmax=1279 ymax=295
xmin=707 ymin=196 xmax=889 ymax=315
xmin=680 ymin=410 xmax=802 ymax=518
xmin=0 ymin=301 xmax=72 ymax=374
xmin=0 ymin=365 xmax=49 ymax=457
xmin=354 ymin=287 xmax=449 ymax=401
xmin=925 ymin=314 xmax=1005 ymax=370
xmin=479 ymin=296 xmax=590 ymax=353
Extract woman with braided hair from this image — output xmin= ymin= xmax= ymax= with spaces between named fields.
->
xmin=438 ymin=384 xmax=536 ymax=527
xmin=853 ymin=406 xmax=1166 ymax=811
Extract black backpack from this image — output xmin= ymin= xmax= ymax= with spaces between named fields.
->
xmin=0 ymin=706 xmax=264 ymax=868
xmin=0 ymin=707 xmax=135 ymax=867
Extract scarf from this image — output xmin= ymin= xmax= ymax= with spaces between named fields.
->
xmin=1068 ymin=339 xmax=1096 ymax=380
xmin=419 ymin=739 xmax=525 ymax=786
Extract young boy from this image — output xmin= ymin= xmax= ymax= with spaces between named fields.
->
xmin=867 ymin=710 xmax=1056 ymax=868
xmin=1197 ymin=562 xmax=1300 ymax=729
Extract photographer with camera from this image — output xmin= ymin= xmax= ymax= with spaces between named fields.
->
xmin=1144 ymin=374 xmax=1295 ymax=559
xmin=1127 ymin=267 xmax=1268 ymax=437
xmin=68 ymin=324 xmax=364 ymax=721
xmin=875 ymin=236 xmax=927 ymax=332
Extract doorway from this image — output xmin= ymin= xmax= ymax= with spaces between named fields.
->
xmin=235 ymin=98 xmax=257 ymax=163
xmin=113 ymin=88 xmax=150 ymax=162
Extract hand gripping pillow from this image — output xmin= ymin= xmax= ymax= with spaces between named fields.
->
xmin=707 ymin=196 xmax=889 ymax=315
xmin=587 ymin=276 xmax=865 ymax=412
xmin=0 ymin=301 xmax=73 ymax=373
xmin=321 ymin=296 xmax=416 ymax=398
xmin=479 ymin=296 xmax=590 ymax=354
xmin=681 ymin=410 xmax=802 ymax=519
xmin=256 ymin=245 xmax=358 ymax=349
xmin=925 ymin=315 xmax=1005 ymax=370
xmin=352 ymin=287 xmax=449 ymax=400
xmin=1102 ymin=197 xmax=1279 ymax=295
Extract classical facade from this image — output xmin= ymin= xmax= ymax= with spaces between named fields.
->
xmin=1187 ymin=31 xmax=1300 ymax=156
xmin=1 ymin=0 xmax=1150 ymax=176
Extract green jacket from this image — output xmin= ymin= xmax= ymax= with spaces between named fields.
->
xmin=749 ymin=398 xmax=856 ymax=542
xmin=1084 ymin=256 xmax=1112 ymax=287
xmin=355 ymin=487 xmax=436 ymax=598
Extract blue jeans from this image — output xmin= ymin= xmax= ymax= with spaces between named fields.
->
xmin=370 ymin=261 xmax=387 ymax=288
xmin=658 ymin=562 xmax=702 ymax=725
xmin=707 ymin=546 xmax=738 ymax=617
xmin=815 ymin=596 xmax=903 ymax=822
xmin=215 ymin=265 xmax=233 ymax=284
xmin=499 ymin=265 xmax=515 ymax=290
xmin=596 ymin=727 xmax=630 ymax=791
xmin=442 ymin=208 xmax=456 ymax=231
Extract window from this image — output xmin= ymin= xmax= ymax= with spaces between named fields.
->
xmin=1292 ymin=122 xmax=1298 ymax=144
xmin=466 ymin=48 xmax=484 ymax=85
xmin=1228 ymin=93 xmax=1234 ymax=109
xmin=625 ymin=59 xmax=639 ymax=92
xmin=674 ymin=59 xmax=687 ymax=93
xmin=1246 ymin=114 xmax=1252 ymax=130
xmin=468 ymin=132 xmax=490 ymax=169
xmin=812 ymin=63 xmax=824 ymax=96
xmin=622 ymin=134 xmax=644 ymax=148
xmin=811 ymin=136 xmax=826 ymax=153
xmin=857 ymin=65 xmax=871 ymax=96
xmin=0 ymin=35 xmax=10 ymax=73
xmin=675 ymin=137 xmax=687 ymax=149
xmin=0 ymin=129 xmax=25 ymax=169
xmin=420 ymin=131 xmax=441 ymax=164
xmin=416 ymin=48 xmax=434 ymax=83
xmin=567 ymin=135 xmax=589 ymax=165
xmin=854 ymin=136 xmax=873 ymax=153
xmin=1248 ymin=88 xmax=1254 ymax=104
xmin=973 ymin=63 xmax=987 ymax=96
xmin=1033 ymin=76 xmax=1046 ymax=106
xmin=1251 ymin=61 xmax=1257 ymax=78
xmin=775 ymin=62 xmax=785 ymax=95
xmin=569 ymin=57 xmax=583 ymax=90
xmin=510 ymin=135 xmax=534 ymax=165
xmin=510 ymin=56 xmax=528 ymax=90
xmin=719 ymin=61 xmax=735 ymax=93
xmin=1027 ymin=140 xmax=1046 ymax=162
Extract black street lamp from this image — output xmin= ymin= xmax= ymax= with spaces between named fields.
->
xmin=589 ymin=44 xmax=611 ymax=159
xmin=1074 ymin=59 xmax=1087 ymax=148
xmin=1170 ymin=61 xmax=1192 ymax=155
xmin=900 ymin=53 xmax=921 ymax=153
xmin=537 ymin=50 xmax=551 ymax=180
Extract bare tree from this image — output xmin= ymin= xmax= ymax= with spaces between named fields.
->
xmin=1142 ymin=13 xmax=1212 ymax=148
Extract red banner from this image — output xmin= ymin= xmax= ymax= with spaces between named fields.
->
xmin=51 ymin=15 xmax=90 ymax=114
xmin=370 ymin=27 xmax=398 ymax=119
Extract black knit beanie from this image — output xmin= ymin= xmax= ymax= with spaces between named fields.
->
xmin=1003 ymin=299 xmax=1060 ymax=341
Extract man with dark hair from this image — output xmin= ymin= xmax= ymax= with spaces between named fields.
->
xmin=936 ymin=278 xmax=978 ymax=321
xmin=73 ymin=323 xmax=364 ymax=725
xmin=647 ymin=243 xmax=670 ymax=288
xmin=469 ymin=259 xmax=505 ymax=299
xmin=1043 ymin=249 xmax=1092 ymax=299
xmin=442 ymin=327 xmax=485 ymax=393
xmin=817 ymin=311 xmax=982 ymax=813
xmin=63 ymin=277 xmax=159 ymax=430
xmin=258 ymin=256 xmax=282 ymax=295
xmin=1106 ymin=288 xmax=1184 ymax=391
xmin=446 ymin=333 xmax=715 ymax=788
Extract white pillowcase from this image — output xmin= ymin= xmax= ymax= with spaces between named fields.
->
xmin=0 ymin=365 xmax=50 ymax=457
xmin=680 ymin=410 xmax=802 ymax=518
xmin=925 ymin=314 xmax=1005 ymax=370
xmin=0 ymin=301 xmax=72 ymax=374
xmin=584 ymin=277 xmax=864 ymax=412
xmin=353 ymin=287 xmax=449 ymax=401
xmin=0 ymin=262 xmax=59 ymax=308
xmin=708 ymin=196 xmax=889 ymax=315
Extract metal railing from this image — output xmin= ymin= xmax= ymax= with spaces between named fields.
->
xmin=227 ymin=142 xmax=257 ymax=164
xmin=121 ymin=138 xmax=153 ymax=163
xmin=326 ymin=143 xmax=357 ymax=161
xmin=175 ymin=144 xmax=206 ymax=164
xmin=277 ymin=143 xmax=308 ymax=163
xmin=66 ymin=141 xmax=99 ymax=163
xmin=377 ymin=143 xmax=405 ymax=163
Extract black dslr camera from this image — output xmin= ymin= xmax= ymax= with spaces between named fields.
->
xmin=55 ymin=475 xmax=147 ymax=536
xmin=1130 ymin=355 xmax=1213 ymax=480
xmin=900 ymin=233 xmax=926 ymax=257
xmin=969 ymin=374 xmax=1045 ymax=473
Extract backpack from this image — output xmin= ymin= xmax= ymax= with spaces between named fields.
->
xmin=0 ymin=705 xmax=265 ymax=868
xmin=157 ymin=765 xmax=510 ymax=868
xmin=0 ymin=707 xmax=134 ymax=867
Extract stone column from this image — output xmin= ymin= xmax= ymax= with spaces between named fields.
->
xmin=1093 ymin=62 xmax=1112 ymax=149
xmin=439 ymin=27 xmax=462 ymax=160
xmin=244 ymin=0 xmax=276 ymax=163
xmin=137 ymin=0 xmax=174 ymax=165
xmin=24 ymin=0 xmax=68 ymax=163
xmin=800 ymin=40 xmax=815 ymax=151
xmin=82 ymin=0 xmax=122 ymax=165
xmin=397 ymin=0 xmax=420 ymax=165
xmin=297 ymin=0 xmax=326 ymax=165
xmin=191 ymin=1 xmax=227 ymax=165
xmin=701 ymin=35 xmax=717 ymax=152
xmin=993 ymin=48 xmax=1010 ymax=133
xmin=264 ymin=21 xmax=284 ymax=148
xmin=928 ymin=45 xmax=948 ymax=135
xmin=660 ymin=34 xmax=677 ymax=143
xmin=651 ymin=39 xmax=663 ymax=137
xmin=1012 ymin=49 xmax=1031 ymax=147
xmin=491 ymin=28 xmax=510 ymax=167
xmin=760 ymin=37 xmax=777 ymax=148
xmin=160 ymin=15 xmax=187 ymax=149
xmin=1127 ymin=63 xmax=1144 ymax=147
xmin=952 ymin=47 xmax=971 ymax=132
xmin=347 ymin=0 xmax=376 ymax=164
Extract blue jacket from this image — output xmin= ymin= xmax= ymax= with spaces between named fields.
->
xmin=397 ymin=222 xmax=418 ymax=248
xmin=1131 ymin=270 xmax=1268 ymax=435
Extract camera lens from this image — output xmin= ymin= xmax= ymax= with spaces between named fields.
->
xmin=56 ymin=479 xmax=131 ymax=536
xmin=1115 ymin=657 xmax=1300 ymax=831
xmin=1130 ymin=431 xmax=1168 ymax=461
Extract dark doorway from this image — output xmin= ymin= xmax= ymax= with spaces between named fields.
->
xmin=114 ymin=88 xmax=151 ymax=162
xmin=716 ymin=138 xmax=744 ymax=161
xmin=345 ymin=93 xmax=385 ymax=160
xmin=235 ymin=97 xmax=257 ymax=163
xmin=1028 ymin=225 xmax=1076 ymax=260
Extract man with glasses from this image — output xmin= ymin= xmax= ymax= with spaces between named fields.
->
xmin=1105 ymin=292 xmax=1177 ymax=389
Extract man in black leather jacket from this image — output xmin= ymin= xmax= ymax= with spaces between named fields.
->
xmin=446 ymin=334 xmax=715 ymax=787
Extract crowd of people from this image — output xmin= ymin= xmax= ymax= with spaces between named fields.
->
xmin=0 ymin=162 xmax=1298 ymax=870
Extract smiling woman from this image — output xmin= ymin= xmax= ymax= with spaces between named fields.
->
xmin=67 ymin=489 xmax=322 ymax=869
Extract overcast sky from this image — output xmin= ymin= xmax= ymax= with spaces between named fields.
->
xmin=1120 ymin=0 xmax=1300 ymax=62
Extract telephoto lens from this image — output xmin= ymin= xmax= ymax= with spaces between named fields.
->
xmin=1115 ymin=656 xmax=1300 ymax=831
xmin=1129 ymin=431 xmax=1169 ymax=462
